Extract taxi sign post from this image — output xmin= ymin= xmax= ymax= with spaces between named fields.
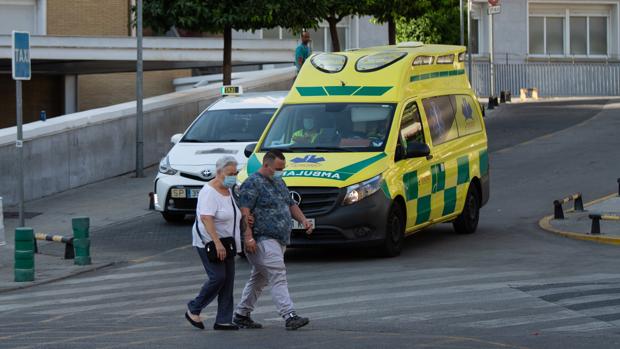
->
xmin=12 ymin=31 xmax=31 ymax=228
xmin=487 ymin=0 xmax=500 ymax=100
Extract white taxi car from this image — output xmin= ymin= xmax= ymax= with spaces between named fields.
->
xmin=154 ymin=89 xmax=287 ymax=222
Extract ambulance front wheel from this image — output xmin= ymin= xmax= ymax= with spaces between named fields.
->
xmin=453 ymin=184 xmax=480 ymax=234
xmin=382 ymin=203 xmax=405 ymax=257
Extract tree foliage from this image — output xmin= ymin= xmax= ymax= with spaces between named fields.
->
xmin=142 ymin=0 xmax=317 ymax=84
xmin=395 ymin=0 xmax=460 ymax=45
xmin=364 ymin=0 xmax=431 ymax=45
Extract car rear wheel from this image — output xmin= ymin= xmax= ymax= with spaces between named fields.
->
xmin=161 ymin=211 xmax=185 ymax=223
xmin=381 ymin=204 xmax=404 ymax=257
xmin=453 ymin=184 xmax=480 ymax=234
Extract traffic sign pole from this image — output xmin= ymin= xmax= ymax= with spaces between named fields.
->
xmin=16 ymin=80 xmax=24 ymax=228
xmin=135 ymin=0 xmax=144 ymax=178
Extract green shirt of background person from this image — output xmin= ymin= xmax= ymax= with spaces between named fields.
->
xmin=291 ymin=117 xmax=320 ymax=144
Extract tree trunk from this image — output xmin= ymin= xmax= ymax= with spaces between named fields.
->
xmin=327 ymin=17 xmax=340 ymax=52
xmin=223 ymin=25 xmax=232 ymax=85
xmin=388 ymin=17 xmax=396 ymax=45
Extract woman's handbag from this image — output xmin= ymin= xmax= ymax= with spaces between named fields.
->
xmin=194 ymin=195 xmax=238 ymax=263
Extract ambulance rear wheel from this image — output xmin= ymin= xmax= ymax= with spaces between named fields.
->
xmin=453 ymin=184 xmax=480 ymax=234
xmin=382 ymin=204 xmax=404 ymax=257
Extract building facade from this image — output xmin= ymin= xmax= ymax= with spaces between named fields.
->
xmin=470 ymin=0 xmax=620 ymax=63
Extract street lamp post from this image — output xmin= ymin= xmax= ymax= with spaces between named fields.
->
xmin=135 ymin=0 xmax=144 ymax=178
xmin=460 ymin=0 xmax=464 ymax=46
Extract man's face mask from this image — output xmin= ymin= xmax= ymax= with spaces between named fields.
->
xmin=303 ymin=118 xmax=314 ymax=131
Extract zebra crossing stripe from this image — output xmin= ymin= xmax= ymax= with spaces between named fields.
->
xmin=462 ymin=310 xmax=583 ymax=329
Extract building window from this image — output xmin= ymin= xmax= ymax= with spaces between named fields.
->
xmin=529 ymin=12 xmax=609 ymax=57
xmin=470 ymin=18 xmax=479 ymax=54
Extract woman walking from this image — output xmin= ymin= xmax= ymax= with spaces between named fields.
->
xmin=185 ymin=156 xmax=241 ymax=330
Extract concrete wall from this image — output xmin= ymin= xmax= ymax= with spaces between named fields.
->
xmin=0 ymin=67 xmax=296 ymax=207
xmin=47 ymin=0 xmax=130 ymax=36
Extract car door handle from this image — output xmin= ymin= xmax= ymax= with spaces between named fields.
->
xmin=426 ymin=154 xmax=434 ymax=160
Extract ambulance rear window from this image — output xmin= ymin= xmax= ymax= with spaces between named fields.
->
xmin=356 ymin=51 xmax=407 ymax=72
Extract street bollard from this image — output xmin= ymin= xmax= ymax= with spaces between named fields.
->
xmin=589 ymin=214 xmax=601 ymax=235
xmin=487 ymin=96 xmax=495 ymax=110
xmin=14 ymin=227 xmax=35 ymax=282
xmin=506 ymin=91 xmax=512 ymax=103
xmin=500 ymin=91 xmax=506 ymax=103
xmin=72 ymin=217 xmax=91 ymax=265
xmin=0 ymin=197 xmax=6 ymax=246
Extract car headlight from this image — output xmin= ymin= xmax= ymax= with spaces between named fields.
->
xmin=343 ymin=175 xmax=382 ymax=206
xmin=158 ymin=155 xmax=177 ymax=175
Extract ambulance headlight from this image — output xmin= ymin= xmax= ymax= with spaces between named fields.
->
xmin=158 ymin=156 xmax=177 ymax=175
xmin=343 ymin=175 xmax=382 ymax=205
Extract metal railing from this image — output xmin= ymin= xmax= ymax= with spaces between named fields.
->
xmin=468 ymin=63 xmax=620 ymax=97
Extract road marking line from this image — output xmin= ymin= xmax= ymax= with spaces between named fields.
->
xmin=542 ymin=321 xmax=616 ymax=332
xmin=462 ymin=310 xmax=582 ymax=329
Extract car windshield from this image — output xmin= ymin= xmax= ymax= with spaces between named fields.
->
xmin=182 ymin=108 xmax=275 ymax=143
xmin=261 ymin=103 xmax=396 ymax=152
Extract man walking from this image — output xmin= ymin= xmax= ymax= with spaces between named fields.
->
xmin=295 ymin=31 xmax=312 ymax=72
xmin=233 ymin=149 xmax=313 ymax=330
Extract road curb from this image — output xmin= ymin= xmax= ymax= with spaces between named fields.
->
xmin=0 ymin=261 xmax=119 ymax=294
xmin=539 ymin=193 xmax=620 ymax=246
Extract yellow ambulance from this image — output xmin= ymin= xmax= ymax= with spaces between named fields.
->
xmin=242 ymin=42 xmax=489 ymax=256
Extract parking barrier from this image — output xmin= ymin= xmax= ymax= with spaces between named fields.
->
xmin=520 ymin=88 xmax=539 ymax=101
xmin=72 ymin=217 xmax=91 ymax=265
xmin=35 ymin=233 xmax=75 ymax=259
xmin=553 ymin=193 xmax=584 ymax=219
xmin=14 ymin=227 xmax=35 ymax=282
xmin=589 ymin=213 xmax=620 ymax=235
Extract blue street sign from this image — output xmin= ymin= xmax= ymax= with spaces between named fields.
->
xmin=12 ymin=31 xmax=31 ymax=81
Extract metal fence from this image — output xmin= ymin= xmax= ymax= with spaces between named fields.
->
xmin=468 ymin=63 xmax=620 ymax=97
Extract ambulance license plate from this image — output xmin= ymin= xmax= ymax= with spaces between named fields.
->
xmin=292 ymin=218 xmax=315 ymax=230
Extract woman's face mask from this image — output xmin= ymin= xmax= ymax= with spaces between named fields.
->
xmin=223 ymin=175 xmax=237 ymax=188
xmin=303 ymin=118 xmax=314 ymax=131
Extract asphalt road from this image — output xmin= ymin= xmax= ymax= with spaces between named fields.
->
xmin=2 ymin=99 xmax=620 ymax=349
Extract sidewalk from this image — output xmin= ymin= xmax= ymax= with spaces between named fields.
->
xmin=0 ymin=166 xmax=158 ymax=292
xmin=540 ymin=193 xmax=620 ymax=245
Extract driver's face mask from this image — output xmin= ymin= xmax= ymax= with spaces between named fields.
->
xmin=303 ymin=118 xmax=314 ymax=131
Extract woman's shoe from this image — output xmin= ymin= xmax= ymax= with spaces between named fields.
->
xmin=185 ymin=311 xmax=205 ymax=330
xmin=213 ymin=323 xmax=239 ymax=331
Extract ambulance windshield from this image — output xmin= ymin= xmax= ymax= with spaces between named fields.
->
xmin=261 ymin=103 xmax=396 ymax=152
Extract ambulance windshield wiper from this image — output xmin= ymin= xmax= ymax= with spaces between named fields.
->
xmin=289 ymin=146 xmax=354 ymax=152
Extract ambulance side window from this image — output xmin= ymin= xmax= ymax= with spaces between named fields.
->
xmin=396 ymin=101 xmax=425 ymax=160
xmin=454 ymin=95 xmax=483 ymax=136
xmin=422 ymin=95 xmax=459 ymax=146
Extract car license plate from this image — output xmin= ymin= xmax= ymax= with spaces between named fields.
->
xmin=188 ymin=188 xmax=201 ymax=198
xmin=170 ymin=188 xmax=186 ymax=198
xmin=292 ymin=218 xmax=315 ymax=230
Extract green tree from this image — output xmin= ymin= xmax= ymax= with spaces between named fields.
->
xmin=395 ymin=0 xmax=460 ymax=45
xmin=365 ymin=0 xmax=431 ymax=45
xmin=142 ymin=0 xmax=315 ymax=84
xmin=314 ymin=0 xmax=361 ymax=52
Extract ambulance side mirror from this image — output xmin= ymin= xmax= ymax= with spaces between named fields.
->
xmin=405 ymin=142 xmax=430 ymax=159
xmin=244 ymin=143 xmax=257 ymax=158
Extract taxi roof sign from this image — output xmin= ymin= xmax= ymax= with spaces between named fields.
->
xmin=221 ymin=85 xmax=243 ymax=96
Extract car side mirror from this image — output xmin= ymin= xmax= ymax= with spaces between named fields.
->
xmin=405 ymin=142 xmax=430 ymax=159
xmin=170 ymin=133 xmax=183 ymax=145
xmin=244 ymin=143 xmax=257 ymax=158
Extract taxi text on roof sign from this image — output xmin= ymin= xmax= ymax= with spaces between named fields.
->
xmin=221 ymin=85 xmax=243 ymax=96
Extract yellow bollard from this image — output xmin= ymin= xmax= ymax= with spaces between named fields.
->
xmin=532 ymin=88 xmax=539 ymax=100
xmin=520 ymin=88 xmax=527 ymax=102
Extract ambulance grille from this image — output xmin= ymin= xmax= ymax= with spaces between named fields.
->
xmin=288 ymin=187 xmax=342 ymax=216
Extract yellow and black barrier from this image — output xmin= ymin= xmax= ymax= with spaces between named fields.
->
xmin=589 ymin=213 xmax=620 ymax=235
xmin=35 ymin=233 xmax=74 ymax=260
xmin=554 ymin=193 xmax=584 ymax=219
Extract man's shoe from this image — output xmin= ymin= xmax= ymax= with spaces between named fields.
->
xmin=233 ymin=313 xmax=263 ymax=329
xmin=285 ymin=313 xmax=309 ymax=330
xmin=213 ymin=323 xmax=239 ymax=331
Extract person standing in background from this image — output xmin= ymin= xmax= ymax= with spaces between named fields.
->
xmin=295 ymin=31 xmax=312 ymax=72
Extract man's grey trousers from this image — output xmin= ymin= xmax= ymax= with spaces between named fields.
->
xmin=236 ymin=238 xmax=295 ymax=318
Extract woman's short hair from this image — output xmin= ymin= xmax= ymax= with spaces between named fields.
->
xmin=215 ymin=156 xmax=238 ymax=174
